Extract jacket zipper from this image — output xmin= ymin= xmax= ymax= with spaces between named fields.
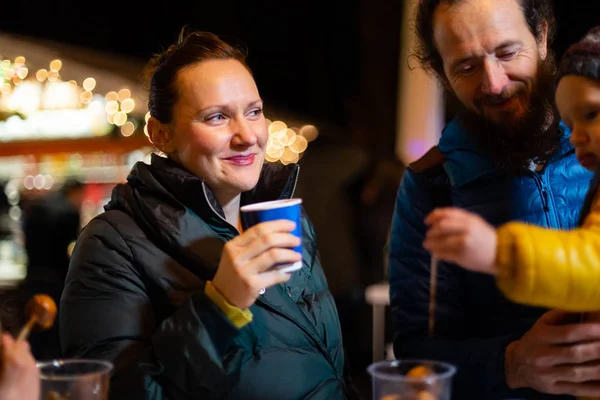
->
xmin=201 ymin=182 xmax=241 ymax=235
xmin=289 ymin=165 xmax=300 ymax=199
xmin=532 ymin=173 xmax=559 ymax=228
xmin=541 ymin=188 xmax=550 ymax=212
xmin=542 ymin=166 xmax=560 ymax=228
xmin=531 ymin=174 xmax=549 ymax=227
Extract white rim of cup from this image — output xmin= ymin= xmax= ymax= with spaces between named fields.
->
xmin=36 ymin=359 xmax=114 ymax=381
xmin=240 ymin=198 xmax=302 ymax=212
xmin=367 ymin=359 xmax=457 ymax=382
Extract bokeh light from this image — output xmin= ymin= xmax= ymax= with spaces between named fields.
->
xmin=36 ymin=69 xmax=48 ymax=82
xmin=105 ymin=91 xmax=118 ymax=102
xmin=105 ymin=100 xmax=119 ymax=115
xmin=50 ymin=59 xmax=62 ymax=71
xmin=264 ymin=120 xmax=316 ymax=164
xmin=83 ymin=77 xmax=96 ymax=92
xmin=47 ymin=70 xmax=59 ymax=82
xmin=300 ymin=125 xmax=319 ymax=142
xmin=120 ymin=121 xmax=135 ymax=137
xmin=113 ymin=111 xmax=127 ymax=126
xmin=120 ymin=98 xmax=135 ymax=113
xmin=117 ymin=88 xmax=131 ymax=102
xmin=16 ymin=67 xmax=28 ymax=79
xmin=80 ymin=91 xmax=93 ymax=104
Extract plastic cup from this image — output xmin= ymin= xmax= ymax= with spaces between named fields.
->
xmin=240 ymin=198 xmax=303 ymax=273
xmin=37 ymin=359 xmax=113 ymax=400
xmin=368 ymin=359 xmax=456 ymax=400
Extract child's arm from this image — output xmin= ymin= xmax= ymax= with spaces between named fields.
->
xmin=496 ymin=210 xmax=600 ymax=311
xmin=424 ymin=199 xmax=600 ymax=311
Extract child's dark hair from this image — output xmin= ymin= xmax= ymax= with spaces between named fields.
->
xmin=559 ymin=26 xmax=600 ymax=82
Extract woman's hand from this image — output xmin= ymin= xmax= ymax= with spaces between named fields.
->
xmin=212 ymin=220 xmax=301 ymax=309
xmin=423 ymin=207 xmax=498 ymax=274
xmin=0 ymin=333 xmax=40 ymax=400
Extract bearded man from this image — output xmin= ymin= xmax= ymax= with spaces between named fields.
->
xmin=388 ymin=0 xmax=595 ymax=399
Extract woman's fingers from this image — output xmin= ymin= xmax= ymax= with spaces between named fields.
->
xmin=255 ymin=270 xmax=292 ymax=290
xmin=234 ymin=220 xmax=296 ymax=247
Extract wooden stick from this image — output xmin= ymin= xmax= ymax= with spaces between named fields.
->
xmin=428 ymin=255 xmax=438 ymax=338
xmin=17 ymin=317 xmax=35 ymax=342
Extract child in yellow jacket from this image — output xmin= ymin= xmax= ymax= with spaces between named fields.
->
xmin=424 ymin=26 xmax=600 ymax=312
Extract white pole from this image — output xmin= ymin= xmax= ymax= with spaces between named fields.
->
xmin=395 ymin=0 xmax=445 ymax=164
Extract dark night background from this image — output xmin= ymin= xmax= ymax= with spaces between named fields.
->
xmin=0 ymin=0 xmax=597 ymax=153
xmin=1 ymin=0 xmax=598 ymax=392
xmin=0 ymin=0 xmax=596 ymax=160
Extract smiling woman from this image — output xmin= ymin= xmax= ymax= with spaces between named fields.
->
xmin=59 ymin=30 xmax=350 ymax=400
xmin=146 ymin=56 xmax=268 ymax=215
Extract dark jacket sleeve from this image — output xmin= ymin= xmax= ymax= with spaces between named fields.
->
xmin=388 ymin=169 xmax=516 ymax=399
xmin=60 ymin=218 xmax=243 ymax=400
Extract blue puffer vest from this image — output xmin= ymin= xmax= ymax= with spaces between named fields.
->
xmin=388 ymin=118 xmax=593 ymax=400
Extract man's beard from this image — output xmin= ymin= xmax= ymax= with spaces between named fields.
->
xmin=448 ymin=57 xmax=562 ymax=175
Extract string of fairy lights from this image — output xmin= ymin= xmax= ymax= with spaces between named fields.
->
xmin=0 ymin=56 xmax=138 ymax=139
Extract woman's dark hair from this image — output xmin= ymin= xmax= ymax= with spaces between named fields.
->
xmin=412 ymin=0 xmax=556 ymax=80
xmin=145 ymin=29 xmax=249 ymax=124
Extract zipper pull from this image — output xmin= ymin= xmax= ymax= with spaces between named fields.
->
xmin=541 ymin=188 xmax=550 ymax=212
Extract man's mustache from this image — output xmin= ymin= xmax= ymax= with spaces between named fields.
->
xmin=476 ymin=86 xmax=525 ymax=107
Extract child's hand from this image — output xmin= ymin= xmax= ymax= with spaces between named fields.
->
xmin=0 ymin=333 xmax=40 ymax=400
xmin=424 ymin=207 xmax=498 ymax=274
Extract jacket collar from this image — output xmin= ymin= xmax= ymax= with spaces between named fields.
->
xmin=438 ymin=118 xmax=574 ymax=187
xmin=133 ymin=153 xmax=299 ymax=220
xmin=104 ymin=154 xmax=300 ymax=281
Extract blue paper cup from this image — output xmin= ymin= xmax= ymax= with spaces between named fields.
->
xmin=240 ymin=198 xmax=303 ymax=273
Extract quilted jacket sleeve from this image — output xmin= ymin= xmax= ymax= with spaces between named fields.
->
xmin=496 ymin=191 xmax=600 ymax=311
xmin=60 ymin=218 xmax=244 ymax=400
xmin=388 ymin=169 xmax=517 ymax=399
